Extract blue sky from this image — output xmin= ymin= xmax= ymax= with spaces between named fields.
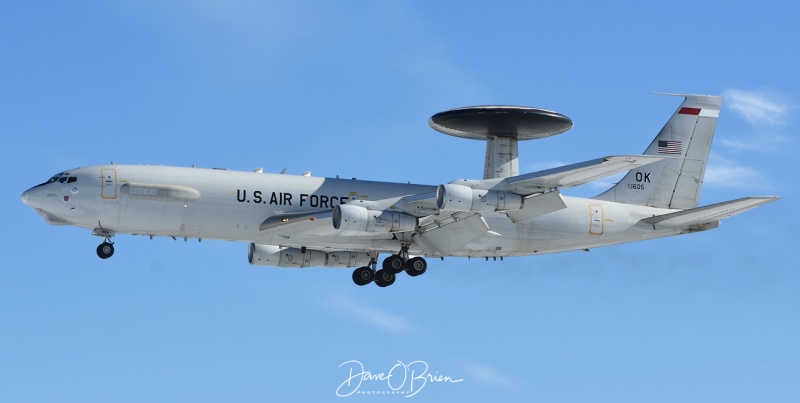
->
xmin=2 ymin=1 xmax=798 ymax=401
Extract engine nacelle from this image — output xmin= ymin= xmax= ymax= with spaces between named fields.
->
xmin=248 ymin=244 xmax=372 ymax=268
xmin=248 ymin=244 xmax=325 ymax=268
xmin=436 ymin=183 xmax=524 ymax=212
xmin=333 ymin=204 xmax=417 ymax=233
xmin=325 ymin=251 xmax=372 ymax=268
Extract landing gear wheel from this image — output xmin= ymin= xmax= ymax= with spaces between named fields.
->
xmin=382 ymin=255 xmax=405 ymax=273
xmin=352 ymin=266 xmax=374 ymax=286
xmin=96 ymin=242 xmax=114 ymax=259
xmin=405 ymin=257 xmax=427 ymax=277
xmin=374 ymin=269 xmax=396 ymax=287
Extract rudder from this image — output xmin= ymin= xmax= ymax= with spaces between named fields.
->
xmin=594 ymin=94 xmax=722 ymax=209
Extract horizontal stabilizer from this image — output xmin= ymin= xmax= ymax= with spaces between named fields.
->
xmin=498 ymin=155 xmax=668 ymax=194
xmin=641 ymin=197 xmax=780 ymax=227
xmin=506 ymin=189 xmax=567 ymax=223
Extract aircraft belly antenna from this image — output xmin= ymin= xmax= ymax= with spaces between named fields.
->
xmin=429 ymin=106 xmax=573 ymax=179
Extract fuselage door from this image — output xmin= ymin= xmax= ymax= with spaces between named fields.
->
xmin=101 ymin=169 xmax=117 ymax=199
xmin=589 ymin=204 xmax=603 ymax=235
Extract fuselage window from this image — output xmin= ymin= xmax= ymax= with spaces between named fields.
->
xmin=67 ymin=177 xmax=77 ymax=183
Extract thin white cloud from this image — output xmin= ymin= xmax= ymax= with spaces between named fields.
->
xmin=324 ymin=293 xmax=417 ymax=335
xmin=718 ymin=134 xmax=787 ymax=152
xmin=704 ymin=153 xmax=761 ymax=188
xmin=719 ymin=138 xmax=757 ymax=151
xmin=461 ymin=363 xmax=516 ymax=387
xmin=723 ymin=89 xmax=790 ymax=126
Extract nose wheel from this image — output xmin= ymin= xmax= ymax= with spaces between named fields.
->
xmin=96 ymin=241 xmax=114 ymax=259
xmin=92 ymin=224 xmax=116 ymax=259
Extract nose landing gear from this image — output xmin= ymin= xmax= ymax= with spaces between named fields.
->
xmin=96 ymin=241 xmax=114 ymax=259
xmin=92 ymin=224 xmax=116 ymax=259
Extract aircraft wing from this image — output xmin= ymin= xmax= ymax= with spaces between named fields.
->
xmin=641 ymin=197 xmax=781 ymax=227
xmin=254 ymin=154 xmax=668 ymax=254
xmin=494 ymin=155 xmax=667 ymax=194
xmin=256 ymin=194 xmax=486 ymax=256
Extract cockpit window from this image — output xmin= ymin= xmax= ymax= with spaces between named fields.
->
xmin=45 ymin=175 xmax=62 ymax=184
xmin=38 ymin=172 xmax=73 ymax=187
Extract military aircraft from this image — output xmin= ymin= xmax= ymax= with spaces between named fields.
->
xmin=21 ymin=94 xmax=779 ymax=287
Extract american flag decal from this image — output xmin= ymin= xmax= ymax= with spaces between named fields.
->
xmin=658 ymin=140 xmax=682 ymax=154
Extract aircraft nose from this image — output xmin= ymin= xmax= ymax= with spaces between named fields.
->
xmin=22 ymin=186 xmax=43 ymax=209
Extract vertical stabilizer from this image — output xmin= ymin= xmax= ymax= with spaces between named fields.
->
xmin=594 ymin=94 xmax=722 ymax=209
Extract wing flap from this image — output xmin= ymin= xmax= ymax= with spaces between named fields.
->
xmin=414 ymin=212 xmax=489 ymax=256
xmin=641 ymin=197 xmax=780 ymax=227
xmin=506 ymin=189 xmax=567 ymax=223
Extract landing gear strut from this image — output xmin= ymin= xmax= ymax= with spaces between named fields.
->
xmin=93 ymin=224 xmax=115 ymax=259
xmin=375 ymin=244 xmax=429 ymax=287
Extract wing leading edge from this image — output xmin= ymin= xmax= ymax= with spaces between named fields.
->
xmin=493 ymin=155 xmax=669 ymax=193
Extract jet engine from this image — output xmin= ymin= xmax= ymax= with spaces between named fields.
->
xmin=248 ymin=244 xmax=325 ymax=268
xmin=325 ymin=251 xmax=372 ymax=268
xmin=332 ymin=204 xmax=417 ymax=233
xmin=437 ymin=184 xmax=524 ymax=212
xmin=248 ymin=244 xmax=371 ymax=268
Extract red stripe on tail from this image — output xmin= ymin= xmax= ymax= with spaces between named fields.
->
xmin=678 ymin=107 xmax=701 ymax=115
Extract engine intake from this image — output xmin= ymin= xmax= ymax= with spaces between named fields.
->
xmin=437 ymin=184 xmax=524 ymax=212
xmin=333 ymin=204 xmax=417 ymax=233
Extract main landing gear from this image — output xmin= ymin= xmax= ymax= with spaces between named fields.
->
xmin=351 ymin=246 xmax=428 ymax=287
